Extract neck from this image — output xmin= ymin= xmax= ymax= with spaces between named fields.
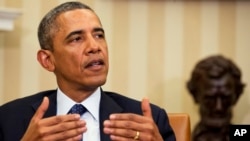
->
xmin=59 ymin=86 xmax=98 ymax=103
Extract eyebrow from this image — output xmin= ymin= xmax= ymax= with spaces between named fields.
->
xmin=94 ymin=27 xmax=105 ymax=34
xmin=65 ymin=30 xmax=83 ymax=41
xmin=64 ymin=27 xmax=105 ymax=41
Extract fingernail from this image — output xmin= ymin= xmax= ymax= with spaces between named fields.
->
xmin=74 ymin=114 xmax=80 ymax=119
xmin=110 ymin=114 xmax=115 ymax=119
xmin=78 ymin=120 xmax=85 ymax=126
xmin=104 ymin=127 xmax=112 ymax=133
xmin=104 ymin=120 xmax=110 ymax=126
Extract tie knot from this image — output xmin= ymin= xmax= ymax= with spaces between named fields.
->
xmin=68 ymin=104 xmax=87 ymax=115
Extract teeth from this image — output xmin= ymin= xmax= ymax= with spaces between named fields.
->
xmin=91 ymin=61 xmax=100 ymax=66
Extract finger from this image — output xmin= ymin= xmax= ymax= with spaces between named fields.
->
xmin=108 ymin=113 xmax=147 ymax=124
xmin=32 ymin=97 xmax=49 ymax=121
xmin=38 ymin=114 xmax=82 ymax=127
xmin=141 ymin=97 xmax=152 ymax=118
xmin=110 ymin=133 xmax=143 ymax=141
xmin=43 ymin=119 xmax=86 ymax=133
xmin=104 ymin=119 xmax=140 ymax=129
xmin=35 ymin=117 xmax=86 ymax=140
xmin=43 ymin=125 xmax=86 ymax=141
xmin=110 ymin=135 xmax=129 ymax=141
xmin=103 ymin=126 xmax=137 ymax=139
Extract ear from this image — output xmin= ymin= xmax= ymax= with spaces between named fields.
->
xmin=37 ymin=50 xmax=55 ymax=72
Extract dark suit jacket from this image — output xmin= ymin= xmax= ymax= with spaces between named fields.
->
xmin=0 ymin=89 xmax=176 ymax=141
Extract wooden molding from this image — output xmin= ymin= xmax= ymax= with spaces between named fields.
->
xmin=0 ymin=8 xmax=21 ymax=31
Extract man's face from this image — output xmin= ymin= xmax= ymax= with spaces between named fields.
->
xmin=50 ymin=9 xmax=109 ymax=91
xmin=197 ymin=74 xmax=237 ymax=127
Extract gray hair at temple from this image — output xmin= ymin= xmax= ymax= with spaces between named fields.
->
xmin=187 ymin=55 xmax=245 ymax=103
xmin=37 ymin=1 xmax=94 ymax=51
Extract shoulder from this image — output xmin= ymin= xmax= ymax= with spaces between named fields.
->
xmin=0 ymin=89 xmax=56 ymax=113
xmin=104 ymin=91 xmax=141 ymax=105
xmin=102 ymin=91 xmax=176 ymax=140
xmin=103 ymin=91 xmax=167 ymax=116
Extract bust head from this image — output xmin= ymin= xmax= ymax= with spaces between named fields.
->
xmin=187 ymin=55 xmax=245 ymax=128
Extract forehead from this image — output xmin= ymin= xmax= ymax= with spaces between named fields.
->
xmin=56 ymin=9 xmax=102 ymax=30
xmin=203 ymin=74 xmax=234 ymax=85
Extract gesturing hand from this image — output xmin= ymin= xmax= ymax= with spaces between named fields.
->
xmin=103 ymin=98 xmax=164 ymax=141
xmin=21 ymin=97 xmax=87 ymax=141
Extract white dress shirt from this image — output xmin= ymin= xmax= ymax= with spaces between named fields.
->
xmin=57 ymin=87 xmax=101 ymax=141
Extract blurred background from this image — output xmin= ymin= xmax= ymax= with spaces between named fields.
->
xmin=1 ymin=0 xmax=250 ymax=131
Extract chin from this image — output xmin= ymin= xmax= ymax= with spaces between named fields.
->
xmin=91 ymin=77 xmax=107 ymax=87
xmin=202 ymin=117 xmax=230 ymax=128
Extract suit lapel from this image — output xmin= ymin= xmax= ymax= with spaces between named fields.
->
xmin=22 ymin=91 xmax=57 ymax=135
xmin=99 ymin=90 xmax=123 ymax=141
xmin=29 ymin=90 xmax=123 ymax=141
xmin=31 ymin=91 xmax=57 ymax=117
xmin=44 ymin=92 xmax=57 ymax=117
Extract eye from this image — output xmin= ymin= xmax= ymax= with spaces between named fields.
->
xmin=72 ymin=36 xmax=82 ymax=42
xmin=67 ymin=36 xmax=83 ymax=44
xmin=94 ymin=32 xmax=105 ymax=39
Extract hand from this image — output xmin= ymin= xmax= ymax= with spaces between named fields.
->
xmin=103 ymin=98 xmax=163 ymax=141
xmin=21 ymin=97 xmax=87 ymax=141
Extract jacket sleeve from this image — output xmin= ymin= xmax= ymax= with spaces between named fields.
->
xmin=155 ymin=108 xmax=176 ymax=141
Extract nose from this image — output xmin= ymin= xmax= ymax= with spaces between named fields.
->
xmin=85 ymin=36 xmax=100 ymax=55
xmin=215 ymin=97 xmax=223 ymax=111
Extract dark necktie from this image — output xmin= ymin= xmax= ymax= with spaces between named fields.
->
xmin=68 ymin=104 xmax=87 ymax=115
xmin=68 ymin=104 xmax=87 ymax=141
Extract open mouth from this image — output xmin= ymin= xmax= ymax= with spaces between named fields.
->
xmin=85 ymin=59 xmax=104 ymax=68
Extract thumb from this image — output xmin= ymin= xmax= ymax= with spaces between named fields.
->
xmin=141 ymin=97 xmax=152 ymax=118
xmin=32 ymin=96 xmax=49 ymax=121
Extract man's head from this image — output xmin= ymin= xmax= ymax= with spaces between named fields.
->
xmin=187 ymin=55 xmax=245 ymax=127
xmin=38 ymin=1 xmax=94 ymax=51
xmin=37 ymin=1 xmax=109 ymax=95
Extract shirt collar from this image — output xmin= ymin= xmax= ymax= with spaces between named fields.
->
xmin=57 ymin=87 xmax=101 ymax=121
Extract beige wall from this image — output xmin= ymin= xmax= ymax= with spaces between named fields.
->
xmin=1 ymin=0 xmax=250 ymax=130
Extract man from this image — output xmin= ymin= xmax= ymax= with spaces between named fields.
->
xmin=187 ymin=55 xmax=245 ymax=141
xmin=0 ymin=1 xmax=175 ymax=141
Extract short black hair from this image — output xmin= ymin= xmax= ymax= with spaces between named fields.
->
xmin=38 ymin=1 xmax=93 ymax=51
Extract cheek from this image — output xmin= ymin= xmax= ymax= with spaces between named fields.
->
xmin=200 ymin=105 xmax=211 ymax=113
xmin=104 ymin=47 xmax=109 ymax=59
xmin=68 ymin=54 xmax=82 ymax=68
xmin=56 ymin=52 xmax=81 ymax=69
xmin=102 ymin=45 xmax=108 ymax=54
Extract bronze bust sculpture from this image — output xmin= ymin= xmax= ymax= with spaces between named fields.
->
xmin=187 ymin=55 xmax=245 ymax=141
